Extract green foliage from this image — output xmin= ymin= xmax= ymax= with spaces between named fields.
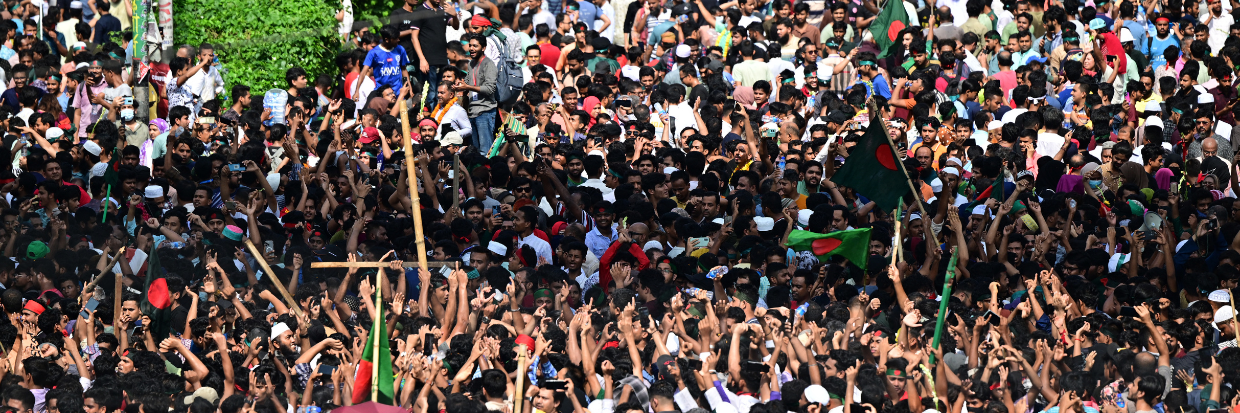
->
xmin=172 ymin=0 xmax=342 ymax=100
xmin=354 ymin=0 xmax=399 ymax=25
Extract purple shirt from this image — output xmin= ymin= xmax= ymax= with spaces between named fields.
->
xmin=73 ymin=80 xmax=110 ymax=138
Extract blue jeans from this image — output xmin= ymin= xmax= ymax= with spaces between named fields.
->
xmin=415 ymin=64 xmax=445 ymax=110
xmin=470 ymin=108 xmax=497 ymax=153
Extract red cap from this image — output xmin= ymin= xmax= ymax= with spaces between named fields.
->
xmin=551 ymin=221 xmax=568 ymax=236
xmin=471 ymin=15 xmax=492 ymax=27
xmin=515 ymin=334 xmax=535 ymax=350
xmin=23 ymin=300 xmax=44 ymax=315
xmin=359 ymin=127 xmax=380 ymax=144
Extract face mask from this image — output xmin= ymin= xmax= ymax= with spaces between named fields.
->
xmin=120 ymin=108 xmax=134 ymax=121
xmin=1089 ymin=179 xmax=1103 ymax=189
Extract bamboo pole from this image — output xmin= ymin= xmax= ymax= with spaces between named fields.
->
xmin=85 ymin=247 xmax=127 ymax=305
xmin=400 ymin=100 xmax=430 ymax=271
xmin=243 ymin=239 xmax=304 ymax=317
xmin=513 ymin=344 xmax=528 ymax=413
xmin=112 ymin=250 xmax=124 ymax=329
xmin=309 ymin=261 xmax=457 ymax=269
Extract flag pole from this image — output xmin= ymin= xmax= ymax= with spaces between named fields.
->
xmin=400 ymin=100 xmax=429 ymax=272
xmin=929 ymin=246 xmax=957 ymax=365
xmin=371 ymin=270 xmax=382 ymax=402
xmin=866 ymin=100 xmax=940 ymax=246
xmin=101 ymin=185 xmax=111 ymax=222
xmin=242 ymin=239 xmax=304 ymax=317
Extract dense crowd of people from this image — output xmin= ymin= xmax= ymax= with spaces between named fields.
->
xmin=1 ymin=0 xmax=1240 ymax=413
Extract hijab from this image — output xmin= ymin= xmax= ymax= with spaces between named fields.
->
xmin=1155 ymin=168 xmax=1173 ymax=191
xmin=1119 ymin=162 xmax=1149 ymax=189
xmin=733 ymin=86 xmax=756 ymax=110
xmin=1056 ymin=174 xmax=1085 ymax=194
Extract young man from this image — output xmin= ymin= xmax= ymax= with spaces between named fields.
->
xmin=459 ymin=32 xmax=498 ymax=153
xmin=355 ymin=25 xmax=409 ymax=101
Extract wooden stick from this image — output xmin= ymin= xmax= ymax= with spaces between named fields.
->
xmin=309 ymin=261 xmax=457 ymax=269
xmin=243 ymin=239 xmax=305 ymax=317
xmin=512 ymin=344 xmax=528 ymax=413
xmin=400 ymin=99 xmax=430 ymax=272
xmin=83 ymin=247 xmax=127 ymax=305
xmin=866 ymin=100 xmax=940 ymax=246
xmin=112 ymin=249 xmax=124 ymax=329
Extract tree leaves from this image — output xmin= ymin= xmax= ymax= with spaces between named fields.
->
xmin=172 ymin=0 xmax=340 ymax=97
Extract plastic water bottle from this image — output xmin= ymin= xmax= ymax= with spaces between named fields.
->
xmin=264 ymin=89 xmax=288 ymax=125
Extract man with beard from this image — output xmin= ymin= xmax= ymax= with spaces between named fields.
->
xmin=799 ymin=160 xmax=824 ymax=196
xmin=1204 ymin=0 xmax=1231 ymax=54
xmin=689 ymin=190 xmax=721 ymax=223
xmin=790 ymin=3 xmax=820 ymax=47
xmin=1146 ymin=16 xmax=1179 ymax=68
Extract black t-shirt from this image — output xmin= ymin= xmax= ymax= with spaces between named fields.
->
xmin=403 ymin=8 xmax=451 ymax=66
xmin=391 ymin=7 xmax=419 ymax=62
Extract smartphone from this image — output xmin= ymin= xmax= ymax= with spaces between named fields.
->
xmin=742 ymin=360 xmax=770 ymax=373
xmin=686 ymin=359 xmax=703 ymax=370
xmin=228 ymin=164 xmax=245 ymax=172
xmin=199 ymin=117 xmax=216 ymax=125
xmin=617 ymin=98 xmax=632 ymax=108
xmin=1120 ymin=306 xmax=1139 ymax=317
xmin=983 ymin=310 xmax=1000 ymax=325
xmin=543 ymin=380 xmax=568 ymax=390
xmin=317 ymin=363 xmax=337 ymax=375
xmin=123 ymin=96 xmax=133 ymax=106
xmin=80 ymin=297 xmax=100 ymax=319
xmin=225 ymin=201 xmax=237 ymax=210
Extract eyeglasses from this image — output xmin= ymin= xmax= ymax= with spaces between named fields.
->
xmin=514 ymin=186 xmax=532 ymax=193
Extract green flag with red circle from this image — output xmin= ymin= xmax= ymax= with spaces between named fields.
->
xmin=830 ymin=115 xmax=910 ymax=211
xmin=870 ymin=0 xmax=911 ymax=58
xmin=787 ymin=229 xmax=873 ymax=269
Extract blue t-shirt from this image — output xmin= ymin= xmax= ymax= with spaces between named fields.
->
xmin=1147 ymin=34 xmax=1179 ymax=68
xmin=869 ymin=73 xmax=892 ymax=99
xmin=364 ymin=45 xmax=411 ymax=92
xmin=578 ymin=1 xmax=598 ymax=32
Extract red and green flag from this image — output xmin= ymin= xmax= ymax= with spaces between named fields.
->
xmin=870 ymin=0 xmax=911 ymax=58
xmin=787 ymin=229 xmax=873 ymax=269
xmin=140 ymin=243 xmax=173 ymax=340
xmin=829 ymin=118 xmax=909 ymax=211
xmin=352 ymin=285 xmax=395 ymax=404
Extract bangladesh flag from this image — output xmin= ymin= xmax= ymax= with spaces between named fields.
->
xmin=830 ymin=118 xmax=909 ymax=211
xmin=787 ymin=229 xmax=873 ymax=270
xmin=870 ymin=0 xmax=911 ymax=58
xmin=140 ymin=243 xmax=173 ymax=340
xmin=352 ymin=285 xmax=395 ymax=404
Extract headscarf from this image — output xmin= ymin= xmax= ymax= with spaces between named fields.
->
xmin=150 ymin=118 xmax=169 ymax=135
xmin=733 ymin=86 xmax=756 ymax=110
xmin=1119 ymin=162 xmax=1149 ymax=189
xmin=1155 ymin=168 xmax=1173 ymax=190
xmin=368 ymin=97 xmax=391 ymax=114
xmin=1056 ymin=174 xmax=1084 ymax=194
xmin=469 ymin=15 xmax=507 ymax=43
xmin=1080 ymin=162 xmax=1101 ymax=177
xmin=582 ymin=96 xmax=600 ymax=129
